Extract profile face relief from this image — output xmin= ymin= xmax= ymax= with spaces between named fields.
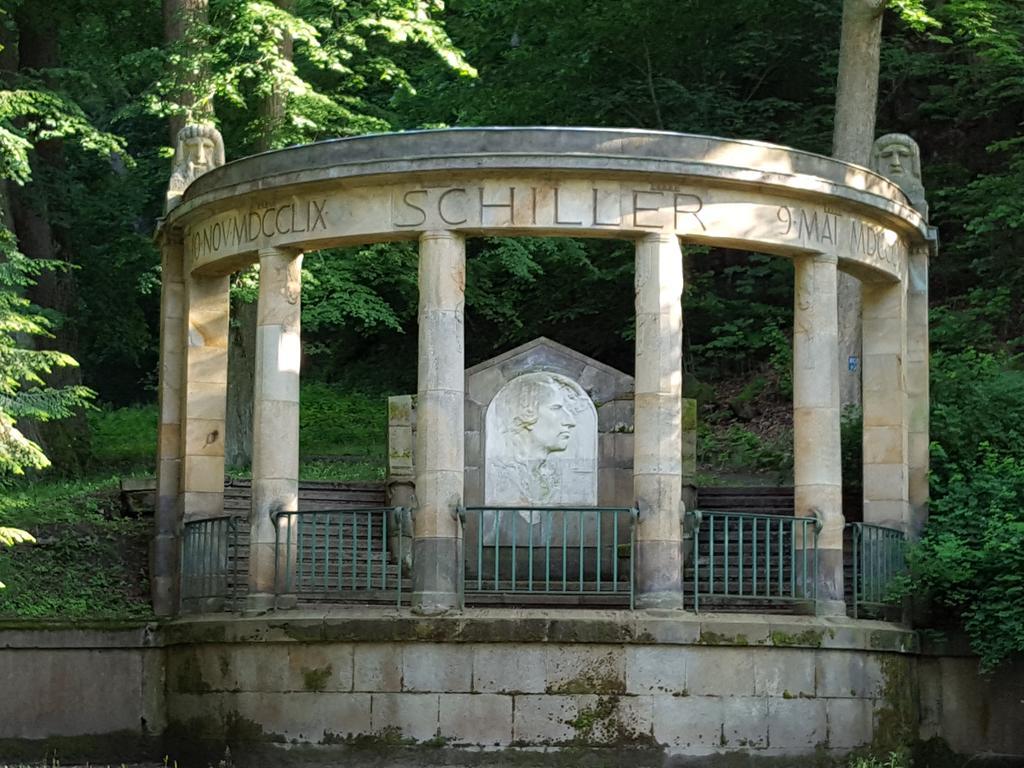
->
xmin=530 ymin=392 xmax=577 ymax=453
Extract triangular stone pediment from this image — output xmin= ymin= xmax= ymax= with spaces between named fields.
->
xmin=465 ymin=337 xmax=632 ymax=408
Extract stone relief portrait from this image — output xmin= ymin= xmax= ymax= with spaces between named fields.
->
xmin=165 ymin=123 xmax=226 ymax=213
xmin=484 ymin=371 xmax=598 ymax=533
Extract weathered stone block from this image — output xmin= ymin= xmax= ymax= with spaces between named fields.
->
xmin=826 ymin=697 xmax=872 ymax=748
xmin=544 ymin=645 xmax=625 ymax=694
xmin=370 ymin=692 xmax=439 ymax=742
xmin=625 ymin=646 xmax=687 ymax=695
xmin=354 ymin=643 xmax=403 ymax=692
xmin=512 ymin=694 xmax=577 ymax=744
xmin=437 ymin=693 xmax=512 ymax=745
xmin=467 ymin=364 xmax=506 ymax=407
xmin=651 ymin=695 xmax=725 ymax=748
xmin=472 ymin=645 xmax=545 ymax=693
xmin=287 ymin=644 xmax=353 ymax=692
xmin=766 ymin=697 xmax=826 ymax=748
xmin=403 ymin=643 xmax=472 ymax=692
xmin=224 ymin=691 xmax=371 ymax=743
xmin=753 ymin=648 xmax=815 ymax=698
xmin=815 ymin=649 xmax=869 ymax=698
xmin=685 ymin=647 xmax=755 ymax=695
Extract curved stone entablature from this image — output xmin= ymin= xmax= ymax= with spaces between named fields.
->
xmin=163 ymin=128 xmax=931 ymax=281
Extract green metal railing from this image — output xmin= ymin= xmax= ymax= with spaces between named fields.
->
xmin=689 ymin=510 xmax=819 ymax=612
xmin=181 ymin=515 xmax=242 ymax=606
xmin=274 ymin=507 xmax=405 ymax=605
xmin=462 ymin=506 xmax=636 ymax=607
xmin=847 ymin=522 xmax=906 ymax=619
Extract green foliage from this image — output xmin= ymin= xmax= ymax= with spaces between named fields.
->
xmin=157 ymin=0 xmax=474 ymax=147
xmin=299 ymin=382 xmax=387 ymax=460
xmin=697 ymin=421 xmax=793 ymax=477
xmin=0 ymin=239 xmax=95 ymax=478
xmin=0 ymin=476 xmax=151 ymax=615
xmin=0 ymin=526 xmax=34 ymax=589
xmin=0 ymin=516 xmax=153 ymax=619
xmin=86 ymin=404 xmax=158 ymax=472
xmin=906 ymin=349 xmax=1024 ymax=670
xmin=911 ymin=444 xmax=1024 ymax=671
xmin=846 ymin=751 xmax=910 ymax=768
xmin=841 ymin=405 xmax=863 ymax=490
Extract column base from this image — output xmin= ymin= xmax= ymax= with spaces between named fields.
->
xmin=150 ymin=576 xmax=177 ymax=617
xmin=244 ymin=592 xmax=277 ymax=615
xmin=634 ymin=539 xmax=683 ymax=608
xmin=411 ymin=537 xmax=461 ymax=615
xmin=816 ymin=599 xmax=848 ymax=617
xmin=635 ymin=590 xmax=683 ymax=610
xmin=816 ymin=546 xmax=845 ymax=607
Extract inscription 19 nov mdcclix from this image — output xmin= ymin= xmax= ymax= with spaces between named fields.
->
xmin=186 ymin=181 xmax=908 ymax=274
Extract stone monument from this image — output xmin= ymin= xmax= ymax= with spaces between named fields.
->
xmin=484 ymin=370 xmax=598 ymax=511
xmin=164 ymin=123 xmax=225 ymax=213
xmin=872 ymin=132 xmax=928 ymax=218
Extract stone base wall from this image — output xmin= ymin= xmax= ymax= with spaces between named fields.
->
xmin=0 ymin=625 xmax=165 ymax=762
xmin=1 ymin=613 xmax=1022 ymax=766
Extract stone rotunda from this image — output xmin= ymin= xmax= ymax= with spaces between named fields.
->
xmin=146 ymin=126 xmax=949 ymax=761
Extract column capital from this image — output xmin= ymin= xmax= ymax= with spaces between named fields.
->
xmin=810 ymin=252 xmax=839 ymax=266
xmin=637 ymin=231 xmax=681 ymax=246
xmin=419 ymin=229 xmax=464 ymax=243
xmin=257 ymin=245 xmax=302 ymax=261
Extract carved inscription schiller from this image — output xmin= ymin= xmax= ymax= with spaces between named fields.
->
xmin=392 ymin=184 xmax=706 ymax=232
xmin=189 ymin=199 xmax=328 ymax=259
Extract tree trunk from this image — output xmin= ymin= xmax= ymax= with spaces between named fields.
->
xmin=224 ymin=0 xmax=294 ymax=469
xmin=225 ymin=298 xmax=257 ymax=469
xmin=163 ymin=0 xmax=211 ymax=144
xmin=832 ymin=0 xmax=886 ymax=410
xmin=10 ymin=3 xmax=90 ymax=474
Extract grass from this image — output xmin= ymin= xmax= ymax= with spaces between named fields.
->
xmin=0 ymin=384 xmax=389 ymax=620
xmin=0 ymin=478 xmax=153 ymax=621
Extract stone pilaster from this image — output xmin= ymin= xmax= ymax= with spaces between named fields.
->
xmin=153 ymin=237 xmax=186 ymax=616
xmin=180 ymin=265 xmax=230 ymax=523
xmin=633 ymin=233 xmax=684 ymax=609
xmin=412 ymin=231 xmax=465 ymax=615
xmin=247 ymin=247 xmax=303 ymax=613
xmin=862 ymin=272 xmax=910 ymax=533
xmin=793 ymin=253 xmax=844 ymax=615
xmin=906 ymin=246 xmax=929 ymax=538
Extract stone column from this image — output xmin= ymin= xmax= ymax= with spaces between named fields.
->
xmin=633 ymin=233 xmax=684 ymax=609
xmin=793 ymin=253 xmax=845 ymax=614
xmin=412 ymin=230 xmax=465 ymax=615
xmin=153 ymin=237 xmax=186 ymax=616
xmin=180 ymin=268 xmax=230 ymax=523
xmin=247 ymin=247 xmax=303 ymax=612
xmin=906 ymin=247 xmax=929 ymax=539
xmin=862 ymin=273 xmax=910 ymax=533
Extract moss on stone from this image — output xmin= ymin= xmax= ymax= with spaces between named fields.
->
xmin=175 ymin=657 xmax=212 ymax=693
xmin=569 ymin=696 xmax=619 ymax=743
xmin=302 ymin=664 xmax=333 ymax=692
xmin=770 ymin=629 xmax=824 ymax=648
xmin=546 ymin=662 xmax=625 ymax=695
xmin=700 ymin=630 xmax=750 ymax=646
xmin=872 ymin=655 xmax=917 ymax=755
